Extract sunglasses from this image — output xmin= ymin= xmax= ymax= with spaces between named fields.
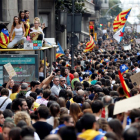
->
xmin=60 ymin=80 xmax=65 ymax=82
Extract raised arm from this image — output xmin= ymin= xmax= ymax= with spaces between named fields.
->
xmin=9 ymin=25 xmax=14 ymax=41
xmin=38 ymin=72 xmax=55 ymax=89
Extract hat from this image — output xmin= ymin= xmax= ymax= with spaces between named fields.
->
xmin=21 ymin=83 xmax=28 ymax=90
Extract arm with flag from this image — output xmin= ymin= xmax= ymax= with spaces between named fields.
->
xmin=118 ymin=70 xmax=130 ymax=98
xmin=56 ymin=42 xmax=65 ymax=59
xmin=84 ymin=35 xmax=95 ymax=53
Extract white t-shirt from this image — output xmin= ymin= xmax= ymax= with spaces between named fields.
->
xmin=46 ymin=116 xmax=54 ymax=127
xmin=0 ymin=96 xmax=12 ymax=111
xmin=8 ymin=89 xmax=12 ymax=97
xmin=26 ymin=91 xmax=32 ymax=97
xmin=34 ymin=132 xmax=40 ymax=140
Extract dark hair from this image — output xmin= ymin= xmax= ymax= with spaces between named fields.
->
xmin=43 ymin=89 xmax=51 ymax=99
xmin=24 ymin=10 xmax=29 ymax=13
xmin=12 ymin=84 xmax=20 ymax=93
xmin=59 ymin=89 xmax=68 ymax=100
xmin=20 ymin=126 xmax=34 ymax=138
xmin=37 ymin=106 xmax=49 ymax=119
xmin=16 ymin=120 xmax=27 ymax=128
xmin=130 ymin=88 xmax=138 ymax=96
xmin=26 ymin=97 xmax=34 ymax=109
xmin=91 ymin=73 xmax=97 ymax=80
xmin=30 ymin=92 xmax=37 ymax=100
xmin=117 ymin=86 xmax=125 ymax=96
xmin=35 ymin=89 xmax=43 ymax=96
xmin=49 ymin=95 xmax=57 ymax=101
xmin=91 ymin=100 xmax=103 ymax=113
xmin=105 ymin=132 xmax=119 ymax=140
xmin=3 ymin=109 xmax=13 ymax=118
xmin=83 ymin=74 xmax=89 ymax=80
xmin=59 ymin=114 xmax=72 ymax=125
xmin=19 ymin=10 xmax=26 ymax=23
xmin=108 ymin=119 xmax=123 ymax=140
xmin=50 ymin=103 xmax=60 ymax=117
xmin=30 ymin=81 xmax=40 ymax=89
xmin=83 ymin=81 xmax=90 ymax=90
xmin=0 ymin=134 xmax=3 ymax=140
xmin=11 ymin=98 xmax=26 ymax=112
xmin=123 ymin=127 xmax=139 ymax=140
xmin=1 ymin=88 xmax=9 ymax=96
xmin=13 ymin=16 xmax=20 ymax=27
xmin=108 ymin=104 xmax=115 ymax=118
xmin=16 ymin=92 xmax=26 ymax=99
xmin=129 ymin=109 xmax=140 ymax=123
xmin=58 ymin=126 xmax=77 ymax=140
xmin=81 ymin=102 xmax=91 ymax=111
xmin=80 ymin=113 xmax=96 ymax=130
xmin=9 ymin=127 xmax=21 ymax=140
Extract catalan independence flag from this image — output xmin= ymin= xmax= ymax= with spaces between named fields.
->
xmin=120 ymin=64 xmax=128 ymax=74
xmin=118 ymin=70 xmax=130 ymax=98
xmin=113 ymin=8 xmax=131 ymax=32
xmin=84 ymin=35 xmax=95 ymax=53
xmin=0 ymin=28 xmax=9 ymax=48
xmin=56 ymin=42 xmax=64 ymax=59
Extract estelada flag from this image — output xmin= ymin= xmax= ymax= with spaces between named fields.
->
xmin=118 ymin=70 xmax=130 ymax=98
xmin=84 ymin=35 xmax=95 ymax=53
xmin=113 ymin=8 xmax=131 ymax=32
xmin=0 ymin=28 xmax=9 ymax=48
xmin=56 ymin=42 xmax=65 ymax=59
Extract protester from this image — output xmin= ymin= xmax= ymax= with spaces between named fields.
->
xmin=7 ymin=16 xmax=26 ymax=48
xmin=0 ymin=89 xmax=12 ymax=111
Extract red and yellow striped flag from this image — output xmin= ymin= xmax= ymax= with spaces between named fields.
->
xmin=113 ymin=8 xmax=131 ymax=32
xmin=118 ymin=70 xmax=130 ymax=98
xmin=84 ymin=35 xmax=95 ymax=53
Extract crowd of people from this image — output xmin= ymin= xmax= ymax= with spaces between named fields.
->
xmin=1 ymin=8 xmax=140 ymax=140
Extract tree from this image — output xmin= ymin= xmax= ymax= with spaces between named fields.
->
xmin=100 ymin=0 xmax=122 ymax=17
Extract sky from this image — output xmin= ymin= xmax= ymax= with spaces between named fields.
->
xmin=120 ymin=0 xmax=140 ymax=24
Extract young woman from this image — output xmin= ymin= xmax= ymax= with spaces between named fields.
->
xmin=19 ymin=10 xmax=30 ymax=37
xmin=30 ymin=17 xmax=44 ymax=41
xmin=70 ymin=103 xmax=82 ymax=125
xmin=7 ymin=16 xmax=26 ymax=49
xmin=2 ymin=122 xmax=15 ymax=140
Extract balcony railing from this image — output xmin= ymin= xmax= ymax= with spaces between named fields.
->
xmin=84 ymin=0 xmax=95 ymax=15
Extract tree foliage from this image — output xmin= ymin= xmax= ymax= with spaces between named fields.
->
xmin=100 ymin=0 xmax=122 ymax=17
xmin=55 ymin=0 xmax=85 ymax=13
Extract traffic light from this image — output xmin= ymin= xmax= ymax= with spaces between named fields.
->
xmin=100 ymin=24 xmax=103 ymax=27
xmin=89 ymin=25 xmax=94 ymax=37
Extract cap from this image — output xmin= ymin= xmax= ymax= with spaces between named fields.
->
xmin=21 ymin=83 xmax=28 ymax=90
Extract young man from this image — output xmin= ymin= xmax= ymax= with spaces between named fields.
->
xmin=81 ymin=74 xmax=90 ymax=84
xmin=0 ymin=88 xmax=12 ymax=111
xmin=11 ymin=98 xmax=28 ymax=113
xmin=71 ymin=72 xmax=80 ymax=90
xmin=51 ymin=76 xmax=61 ymax=97
xmin=65 ymin=68 xmax=74 ymax=86
xmin=78 ymin=113 xmax=106 ymax=140
xmin=33 ymin=106 xmax=53 ymax=139
xmin=26 ymin=81 xmax=40 ymax=97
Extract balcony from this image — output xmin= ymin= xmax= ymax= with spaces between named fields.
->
xmin=84 ymin=0 xmax=95 ymax=15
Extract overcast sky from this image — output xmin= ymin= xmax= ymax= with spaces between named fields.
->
xmin=120 ymin=0 xmax=140 ymax=24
